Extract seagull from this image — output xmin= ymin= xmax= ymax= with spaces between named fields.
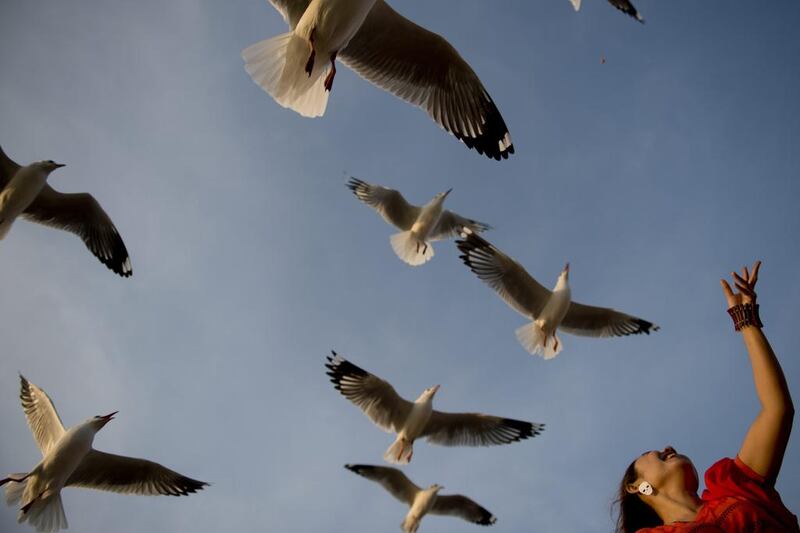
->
xmin=568 ymin=0 xmax=645 ymax=23
xmin=0 ymin=146 xmax=132 ymax=277
xmin=1 ymin=375 xmax=207 ymax=532
xmin=242 ymin=1 xmax=514 ymax=160
xmin=456 ymin=228 xmax=658 ymax=359
xmin=326 ymin=352 xmax=543 ymax=464
xmin=346 ymin=177 xmax=491 ymax=266
xmin=345 ymin=464 xmax=496 ymax=532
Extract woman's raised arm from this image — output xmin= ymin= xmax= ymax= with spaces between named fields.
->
xmin=721 ymin=261 xmax=795 ymax=483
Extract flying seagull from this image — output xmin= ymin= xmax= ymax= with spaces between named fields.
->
xmin=347 ymin=177 xmax=491 ymax=266
xmin=456 ymin=228 xmax=658 ymax=359
xmin=243 ymin=1 xmax=514 ymax=160
xmin=569 ymin=0 xmax=645 ymax=23
xmin=326 ymin=352 xmax=543 ymax=464
xmin=345 ymin=464 xmax=496 ymax=532
xmin=0 ymin=146 xmax=132 ymax=277
xmin=1 ymin=375 xmax=207 ymax=532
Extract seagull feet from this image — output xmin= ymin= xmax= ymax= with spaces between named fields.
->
xmin=422 ymin=243 xmax=428 ymax=255
xmin=323 ymin=52 xmax=337 ymax=92
xmin=553 ymin=337 xmax=559 ymax=352
xmin=21 ymin=492 xmax=43 ymax=515
xmin=305 ymin=28 xmax=316 ymax=77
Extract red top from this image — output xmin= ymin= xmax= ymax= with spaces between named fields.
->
xmin=638 ymin=457 xmax=799 ymax=532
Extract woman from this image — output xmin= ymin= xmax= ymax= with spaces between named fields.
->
xmin=616 ymin=261 xmax=798 ymax=532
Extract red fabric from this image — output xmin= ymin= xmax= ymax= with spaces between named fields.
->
xmin=638 ymin=457 xmax=799 ymax=532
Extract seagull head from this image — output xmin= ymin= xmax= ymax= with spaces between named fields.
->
xmin=34 ymin=160 xmax=66 ymax=174
xmin=417 ymin=384 xmax=440 ymax=403
xmin=429 ymin=483 xmax=444 ymax=493
xmin=89 ymin=411 xmax=118 ymax=431
xmin=433 ymin=188 xmax=452 ymax=204
xmin=556 ymin=262 xmax=570 ymax=289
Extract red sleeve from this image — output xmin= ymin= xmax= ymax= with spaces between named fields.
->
xmin=702 ymin=457 xmax=799 ymax=530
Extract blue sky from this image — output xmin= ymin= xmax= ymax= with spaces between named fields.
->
xmin=1 ymin=1 xmax=798 ymax=532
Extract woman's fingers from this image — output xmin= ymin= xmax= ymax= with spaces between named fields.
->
xmin=750 ymin=260 xmax=761 ymax=285
xmin=735 ymin=281 xmax=755 ymax=297
xmin=743 ymin=265 xmax=750 ymax=281
xmin=733 ymin=271 xmax=749 ymax=287
xmin=721 ymin=279 xmax=736 ymax=301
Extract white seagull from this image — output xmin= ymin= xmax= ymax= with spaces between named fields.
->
xmin=345 ymin=464 xmax=496 ymax=532
xmin=0 ymin=146 xmax=132 ymax=277
xmin=456 ymin=229 xmax=658 ymax=359
xmin=347 ymin=177 xmax=491 ymax=266
xmin=1 ymin=376 xmax=207 ymax=532
xmin=242 ymin=0 xmax=514 ymax=160
xmin=326 ymin=352 xmax=543 ymax=464
xmin=569 ymin=0 xmax=645 ymax=23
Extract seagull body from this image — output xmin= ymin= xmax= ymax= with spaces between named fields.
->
xmin=325 ymin=352 xmax=543 ymax=464
xmin=456 ymin=229 xmax=658 ymax=359
xmin=569 ymin=0 xmax=644 ymax=23
xmin=0 ymin=147 xmax=132 ymax=277
xmin=345 ymin=464 xmax=496 ymax=532
xmin=243 ymin=1 xmax=514 ymax=160
xmin=347 ymin=177 xmax=490 ymax=266
xmin=2 ymin=376 xmax=207 ymax=532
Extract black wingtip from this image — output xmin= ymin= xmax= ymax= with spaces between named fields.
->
xmin=452 ymin=96 xmax=514 ymax=161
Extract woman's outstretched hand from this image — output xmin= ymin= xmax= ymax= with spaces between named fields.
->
xmin=721 ymin=260 xmax=761 ymax=308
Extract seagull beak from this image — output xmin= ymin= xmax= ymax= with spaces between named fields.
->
xmin=442 ymin=188 xmax=452 ymax=198
xmin=564 ymin=262 xmax=570 ymax=273
xmin=100 ymin=411 xmax=118 ymax=423
xmin=54 ymin=163 xmax=65 ymax=168
xmin=432 ymin=384 xmax=441 ymax=395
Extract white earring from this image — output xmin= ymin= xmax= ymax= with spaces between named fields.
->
xmin=638 ymin=481 xmax=653 ymax=496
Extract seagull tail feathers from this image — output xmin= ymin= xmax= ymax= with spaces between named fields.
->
xmin=390 ymin=231 xmax=434 ymax=266
xmin=18 ymin=492 xmax=67 ymax=532
xmin=242 ymin=32 xmax=330 ymax=118
xmin=2 ymin=474 xmax=28 ymax=506
xmin=515 ymin=323 xmax=563 ymax=360
xmin=401 ymin=514 xmax=421 ymax=533
xmin=384 ymin=437 xmax=413 ymax=465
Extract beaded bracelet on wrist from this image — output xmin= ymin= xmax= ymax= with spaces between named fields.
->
xmin=727 ymin=303 xmax=763 ymax=331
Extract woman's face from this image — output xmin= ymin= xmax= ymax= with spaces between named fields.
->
xmin=632 ymin=446 xmax=698 ymax=493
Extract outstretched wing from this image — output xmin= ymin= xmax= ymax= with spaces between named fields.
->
xmin=67 ymin=450 xmax=208 ymax=496
xmin=456 ymin=230 xmax=551 ymax=319
xmin=560 ymin=302 xmax=658 ymax=338
xmin=430 ymin=494 xmax=497 ymax=526
xmin=422 ymin=411 xmax=543 ymax=447
xmin=19 ymin=375 xmax=66 ymax=456
xmin=325 ymin=352 xmax=413 ymax=433
xmin=344 ymin=464 xmax=419 ymax=505
xmin=346 ymin=177 xmax=420 ymax=230
xmin=23 ymin=186 xmax=132 ymax=277
xmin=430 ymin=210 xmax=491 ymax=241
xmin=340 ymin=1 xmax=513 ymax=160
xmin=607 ymin=0 xmax=644 ymax=22
xmin=0 ymin=145 xmax=21 ymax=189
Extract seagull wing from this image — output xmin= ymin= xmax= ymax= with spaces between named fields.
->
xmin=344 ymin=464 xmax=419 ymax=505
xmin=456 ymin=230 xmax=551 ymax=319
xmin=339 ymin=1 xmax=513 ymax=161
xmin=267 ymin=0 xmax=310 ymax=28
xmin=430 ymin=494 xmax=497 ymax=526
xmin=66 ymin=450 xmax=208 ymax=496
xmin=326 ymin=352 xmax=413 ymax=433
xmin=560 ymin=301 xmax=659 ymax=338
xmin=421 ymin=411 xmax=543 ymax=447
xmin=0 ymin=145 xmax=21 ymax=189
xmin=346 ymin=177 xmax=420 ymax=230
xmin=607 ymin=0 xmax=644 ymax=22
xmin=430 ymin=210 xmax=491 ymax=241
xmin=22 ymin=186 xmax=132 ymax=277
xmin=19 ymin=375 xmax=66 ymax=456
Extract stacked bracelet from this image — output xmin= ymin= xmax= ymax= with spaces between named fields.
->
xmin=727 ymin=303 xmax=763 ymax=331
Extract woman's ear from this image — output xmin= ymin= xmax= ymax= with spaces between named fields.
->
xmin=625 ymin=483 xmax=640 ymax=495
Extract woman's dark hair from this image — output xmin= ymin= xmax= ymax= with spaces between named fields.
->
xmin=614 ymin=460 xmax=663 ymax=533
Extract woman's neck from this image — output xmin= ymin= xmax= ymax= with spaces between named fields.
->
xmin=653 ymin=487 xmax=703 ymax=524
